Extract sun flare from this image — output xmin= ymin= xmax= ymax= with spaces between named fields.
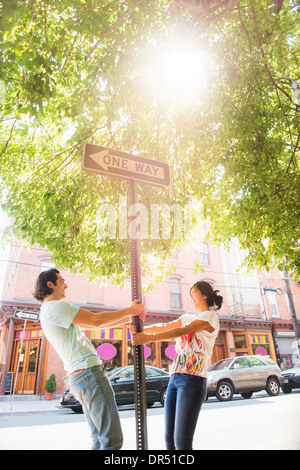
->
xmin=144 ymin=40 xmax=212 ymax=103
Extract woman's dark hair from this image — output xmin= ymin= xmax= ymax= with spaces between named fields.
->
xmin=32 ymin=268 xmax=60 ymax=302
xmin=190 ymin=280 xmax=223 ymax=310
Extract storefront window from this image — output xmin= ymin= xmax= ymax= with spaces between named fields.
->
xmin=90 ymin=328 xmax=123 ymax=371
xmin=91 ymin=339 xmax=122 ymax=371
xmin=127 ymin=343 xmax=156 ymax=367
xmin=280 ymin=354 xmax=298 ymax=370
xmin=161 ymin=341 xmax=176 ymax=372
xmin=234 ymin=335 xmax=247 ymax=350
xmin=250 ymin=334 xmax=270 ymax=356
xmin=144 ymin=343 xmax=156 ymax=366
xmin=127 ymin=345 xmax=134 ymax=365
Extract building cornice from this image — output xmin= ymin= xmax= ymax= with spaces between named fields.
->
xmin=0 ymin=300 xmax=280 ymax=333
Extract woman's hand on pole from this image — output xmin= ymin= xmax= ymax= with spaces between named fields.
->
xmin=131 ymin=332 xmax=149 ymax=346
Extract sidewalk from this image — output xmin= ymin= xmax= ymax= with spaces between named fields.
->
xmin=1 ymin=392 xmax=299 ymax=450
xmin=0 ymin=394 xmax=62 ymax=414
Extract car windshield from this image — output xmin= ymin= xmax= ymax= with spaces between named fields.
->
xmin=208 ymin=358 xmax=233 ymax=371
xmin=107 ymin=367 xmax=123 ymax=378
xmin=285 ymin=358 xmax=300 ymax=370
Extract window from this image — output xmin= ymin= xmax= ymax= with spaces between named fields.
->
xmin=170 ymin=279 xmax=182 ymax=309
xmin=250 ymin=334 xmax=270 ymax=356
xmin=199 ymin=242 xmax=209 ymax=265
xmin=263 ymin=357 xmax=276 ymax=365
xmin=145 ymin=367 xmax=162 ymax=377
xmin=248 ymin=356 xmax=265 ymax=367
xmin=234 ymin=335 xmax=247 ymax=349
xmin=267 ymin=292 xmax=279 ymax=318
xmin=232 ymin=357 xmax=249 ymax=369
xmin=39 ymin=258 xmax=55 ymax=272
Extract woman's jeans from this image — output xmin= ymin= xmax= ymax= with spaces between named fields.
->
xmin=164 ymin=373 xmax=207 ymax=450
xmin=69 ymin=365 xmax=123 ymax=450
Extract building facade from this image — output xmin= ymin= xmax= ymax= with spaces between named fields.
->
xmin=0 ymin=237 xmax=299 ymax=396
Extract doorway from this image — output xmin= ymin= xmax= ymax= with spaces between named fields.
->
xmin=11 ymin=338 xmax=41 ymax=394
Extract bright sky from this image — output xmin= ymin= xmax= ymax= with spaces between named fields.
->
xmin=141 ymin=38 xmax=213 ymax=106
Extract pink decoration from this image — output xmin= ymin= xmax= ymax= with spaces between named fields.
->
xmin=165 ymin=345 xmax=176 ymax=360
xmin=97 ymin=343 xmax=117 ymax=360
xmin=144 ymin=345 xmax=151 ymax=359
xmin=255 ymin=346 xmax=268 ymax=356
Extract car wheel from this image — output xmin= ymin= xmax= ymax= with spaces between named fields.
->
xmin=216 ymin=381 xmax=234 ymax=401
xmin=281 ymin=384 xmax=292 ymax=394
xmin=266 ymin=377 xmax=280 ymax=396
xmin=160 ymin=388 xmax=167 ymax=406
xmin=241 ymin=392 xmax=253 ymax=399
xmin=71 ymin=407 xmax=83 ymax=413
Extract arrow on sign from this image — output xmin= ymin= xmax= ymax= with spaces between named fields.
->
xmin=89 ymin=150 xmax=110 ymax=171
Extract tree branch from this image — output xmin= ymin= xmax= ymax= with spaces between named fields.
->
xmin=84 ymin=0 xmax=142 ymax=62
xmin=0 ymin=119 xmax=17 ymax=159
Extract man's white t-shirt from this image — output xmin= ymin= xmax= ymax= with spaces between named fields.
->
xmin=40 ymin=300 xmax=101 ymax=375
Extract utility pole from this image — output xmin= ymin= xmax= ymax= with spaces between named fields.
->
xmin=283 ymin=272 xmax=300 ymax=357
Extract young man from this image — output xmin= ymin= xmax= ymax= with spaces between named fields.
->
xmin=33 ymin=268 xmax=145 ymax=450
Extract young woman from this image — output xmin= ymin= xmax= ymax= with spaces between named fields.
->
xmin=131 ymin=280 xmax=223 ymax=450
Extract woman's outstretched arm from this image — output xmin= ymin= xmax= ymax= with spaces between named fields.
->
xmin=131 ymin=318 xmax=214 ymax=345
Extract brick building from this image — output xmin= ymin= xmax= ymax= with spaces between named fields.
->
xmin=0 ymin=236 xmax=299 ymax=396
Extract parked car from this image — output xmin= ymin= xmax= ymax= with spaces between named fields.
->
xmin=60 ymin=365 xmax=170 ymax=413
xmin=281 ymin=358 xmax=300 ymax=393
xmin=206 ymin=355 xmax=284 ymax=401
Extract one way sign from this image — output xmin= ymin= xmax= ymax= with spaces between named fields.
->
xmin=82 ymin=143 xmax=170 ymax=187
xmin=13 ymin=310 xmax=40 ymax=322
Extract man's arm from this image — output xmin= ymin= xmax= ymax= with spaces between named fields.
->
xmin=72 ymin=300 xmax=145 ymax=329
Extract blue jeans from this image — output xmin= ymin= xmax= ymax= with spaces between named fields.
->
xmin=164 ymin=373 xmax=207 ymax=450
xmin=69 ymin=365 xmax=123 ymax=450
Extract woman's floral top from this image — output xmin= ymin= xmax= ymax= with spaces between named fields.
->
xmin=170 ymin=310 xmax=219 ymax=378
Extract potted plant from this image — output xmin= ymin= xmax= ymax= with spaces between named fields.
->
xmin=45 ymin=373 xmax=56 ymax=400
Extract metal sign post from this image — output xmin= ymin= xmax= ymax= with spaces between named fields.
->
xmin=129 ymin=179 xmax=148 ymax=450
xmin=82 ymin=143 xmax=169 ymax=450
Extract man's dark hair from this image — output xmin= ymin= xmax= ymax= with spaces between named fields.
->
xmin=32 ymin=268 xmax=60 ymax=302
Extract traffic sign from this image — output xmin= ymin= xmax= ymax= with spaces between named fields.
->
xmin=82 ymin=141 xmax=169 ymax=450
xmin=14 ymin=310 xmax=40 ymax=322
xmin=82 ymin=143 xmax=170 ymax=187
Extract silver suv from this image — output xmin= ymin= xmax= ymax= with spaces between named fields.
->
xmin=207 ymin=355 xmax=284 ymax=401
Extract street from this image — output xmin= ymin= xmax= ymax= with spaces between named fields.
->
xmin=0 ymin=391 xmax=299 ymax=451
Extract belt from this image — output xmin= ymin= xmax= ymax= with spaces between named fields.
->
xmin=71 ymin=365 xmax=102 ymax=376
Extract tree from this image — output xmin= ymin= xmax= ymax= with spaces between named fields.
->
xmin=186 ymin=0 xmax=300 ymax=278
xmin=0 ymin=0 xmax=299 ymax=288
